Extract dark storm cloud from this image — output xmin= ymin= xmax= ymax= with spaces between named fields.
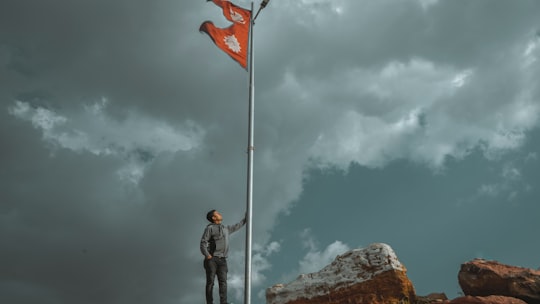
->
xmin=0 ymin=0 xmax=240 ymax=120
xmin=0 ymin=1 xmax=249 ymax=303
xmin=0 ymin=105 xmax=219 ymax=303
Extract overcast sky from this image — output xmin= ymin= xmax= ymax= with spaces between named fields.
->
xmin=1 ymin=0 xmax=540 ymax=303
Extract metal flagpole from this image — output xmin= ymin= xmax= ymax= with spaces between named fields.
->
xmin=244 ymin=2 xmax=255 ymax=304
xmin=245 ymin=1 xmax=269 ymax=303
xmin=244 ymin=0 xmax=270 ymax=304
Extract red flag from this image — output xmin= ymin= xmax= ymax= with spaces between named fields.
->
xmin=200 ymin=0 xmax=251 ymax=69
xmin=209 ymin=0 xmax=250 ymax=25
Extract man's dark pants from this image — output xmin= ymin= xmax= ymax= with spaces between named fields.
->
xmin=204 ymin=257 xmax=228 ymax=304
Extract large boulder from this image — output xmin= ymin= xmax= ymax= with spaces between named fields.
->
xmin=266 ymin=243 xmax=416 ymax=304
xmin=458 ymin=259 xmax=540 ymax=304
xmin=449 ymin=295 xmax=527 ymax=304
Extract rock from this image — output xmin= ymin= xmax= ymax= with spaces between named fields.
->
xmin=458 ymin=259 xmax=540 ymax=304
xmin=416 ymin=292 xmax=449 ymax=303
xmin=266 ymin=243 xmax=416 ymax=304
xmin=449 ymin=295 xmax=527 ymax=304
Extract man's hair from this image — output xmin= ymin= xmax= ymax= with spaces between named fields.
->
xmin=206 ymin=210 xmax=216 ymax=223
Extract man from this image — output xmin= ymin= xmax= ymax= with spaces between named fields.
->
xmin=200 ymin=210 xmax=246 ymax=304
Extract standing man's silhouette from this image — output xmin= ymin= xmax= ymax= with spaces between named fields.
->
xmin=200 ymin=210 xmax=246 ymax=304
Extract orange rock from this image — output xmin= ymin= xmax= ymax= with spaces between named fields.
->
xmin=450 ymin=295 xmax=527 ymax=304
xmin=417 ymin=292 xmax=449 ymax=304
xmin=266 ymin=243 xmax=416 ymax=304
xmin=458 ymin=259 xmax=540 ymax=304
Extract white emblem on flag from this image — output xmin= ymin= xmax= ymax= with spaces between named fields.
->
xmin=229 ymin=8 xmax=246 ymax=24
xmin=224 ymin=35 xmax=241 ymax=53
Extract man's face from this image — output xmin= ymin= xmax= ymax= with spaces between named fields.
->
xmin=212 ymin=211 xmax=223 ymax=222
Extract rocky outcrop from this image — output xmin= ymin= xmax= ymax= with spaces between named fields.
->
xmin=266 ymin=243 xmax=416 ymax=304
xmin=416 ymin=292 xmax=448 ymax=303
xmin=449 ymin=295 xmax=527 ymax=304
xmin=417 ymin=294 xmax=528 ymax=304
xmin=458 ymin=259 xmax=540 ymax=304
xmin=265 ymin=245 xmax=540 ymax=304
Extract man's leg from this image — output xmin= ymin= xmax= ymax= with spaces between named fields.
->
xmin=216 ymin=258 xmax=228 ymax=304
xmin=204 ymin=258 xmax=217 ymax=304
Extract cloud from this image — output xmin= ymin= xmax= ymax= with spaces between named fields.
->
xmin=8 ymin=99 xmax=203 ymax=184
xmin=299 ymin=240 xmax=351 ymax=275
xmin=471 ymin=157 xmax=533 ymax=204
xmin=226 ymin=241 xmax=281 ymax=301
xmin=417 ymin=0 xmax=440 ymax=10
xmin=297 ymin=229 xmax=351 ymax=275
xmin=478 ymin=184 xmax=501 ymax=198
xmin=305 ymin=54 xmax=539 ymax=169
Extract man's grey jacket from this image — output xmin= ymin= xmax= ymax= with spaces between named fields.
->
xmin=200 ymin=217 xmax=246 ymax=258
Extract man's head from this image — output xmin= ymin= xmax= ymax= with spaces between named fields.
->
xmin=206 ymin=210 xmax=223 ymax=223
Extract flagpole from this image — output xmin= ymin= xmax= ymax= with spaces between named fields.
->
xmin=244 ymin=1 xmax=270 ymax=303
xmin=244 ymin=2 xmax=255 ymax=304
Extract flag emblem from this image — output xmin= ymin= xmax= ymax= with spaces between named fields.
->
xmin=229 ymin=8 xmax=246 ymax=24
xmin=224 ymin=35 xmax=241 ymax=53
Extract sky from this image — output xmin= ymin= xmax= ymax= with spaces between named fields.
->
xmin=1 ymin=0 xmax=540 ymax=303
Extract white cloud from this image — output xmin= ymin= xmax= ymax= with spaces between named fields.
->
xmin=304 ymin=59 xmax=464 ymax=169
xmin=299 ymin=240 xmax=350 ymax=275
xmin=300 ymin=228 xmax=318 ymax=251
xmin=8 ymin=99 xmax=204 ymax=184
xmin=451 ymin=69 xmax=473 ymax=88
xmin=525 ymin=152 xmax=538 ymax=162
xmin=9 ymin=100 xmax=67 ymax=131
xmin=272 ymin=230 xmax=351 ymax=288
xmin=303 ymin=53 xmax=540 ymax=170
xmin=417 ymin=0 xmax=440 ymax=10
xmin=523 ymin=34 xmax=539 ymax=67
xmin=262 ymin=241 xmax=282 ymax=256
xmin=296 ymin=228 xmax=351 ymax=275
xmin=227 ymin=241 xmax=282 ymax=302
xmin=478 ymin=184 xmax=500 ymax=198
xmin=502 ymin=165 xmax=521 ymax=181
xmin=278 ymin=0 xmax=347 ymax=26
xmin=474 ymin=163 xmax=526 ymax=202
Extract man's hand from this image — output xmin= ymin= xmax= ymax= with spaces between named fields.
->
xmin=206 ymin=255 xmax=212 ymax=260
